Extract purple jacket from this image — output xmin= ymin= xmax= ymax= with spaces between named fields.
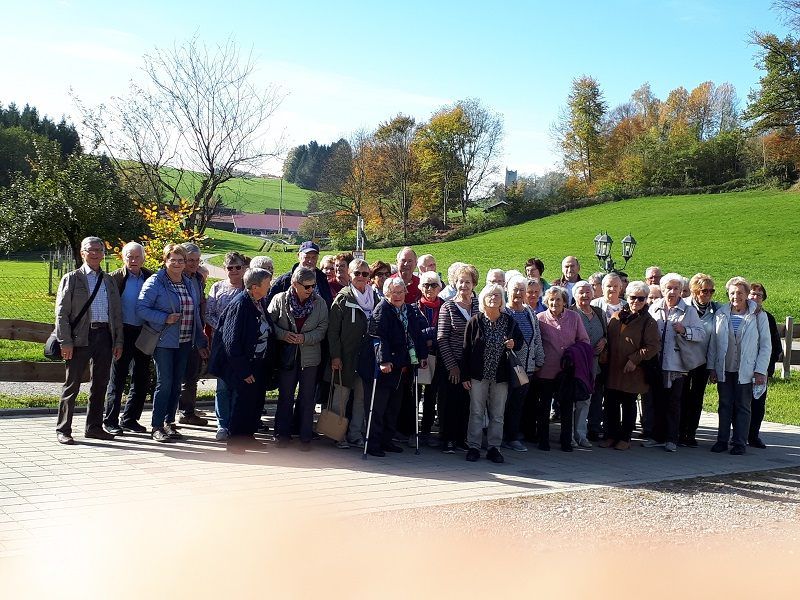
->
xmin=562 ymin=340 xmax=595 ymax=395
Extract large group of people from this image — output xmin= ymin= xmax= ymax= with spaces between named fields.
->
xmin=53 ymin=236 xmax=784 ymax=463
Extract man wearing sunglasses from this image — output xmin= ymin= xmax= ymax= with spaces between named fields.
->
xmin=267 ymin=241 xmax=333 ymax=308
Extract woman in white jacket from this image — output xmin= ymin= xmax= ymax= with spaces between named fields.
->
xmin=707 ymin=277 xmax=771 ymax=456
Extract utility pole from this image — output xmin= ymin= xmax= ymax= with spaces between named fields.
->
xmin=279 ymin=177 xmax=284 ymax=235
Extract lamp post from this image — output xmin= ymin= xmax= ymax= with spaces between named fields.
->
xmin=593 ymin=231 xmax=637 ymax=274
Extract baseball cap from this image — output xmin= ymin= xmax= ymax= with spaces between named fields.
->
xmin=299 ymin=241 xmax=320 ymax=254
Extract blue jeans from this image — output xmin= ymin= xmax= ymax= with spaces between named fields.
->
xmin=151 ymin=343 xmax=192 ymax=429
xmin=717 ymin=373 xmax=752 ymax=447
xmin=215 ymin=378 xmax=233 ymax=431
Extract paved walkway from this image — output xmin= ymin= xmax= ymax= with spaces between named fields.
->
xmin=1 ymin=410 xmax=799 ymax=555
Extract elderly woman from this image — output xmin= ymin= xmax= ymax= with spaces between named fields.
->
xmin=437 ymin=264 xmax=480 ymax=453
xmin=571 ymin=280 xmax=608 ymax=446
xmin=369 ymin=260 xmax=392 ymax=298
xmin=326 ymin=259 xmax=380 ymax=449
xmin=329 ymin=252 xmax=353 ymax=296
xmin=590 ymin=272 xmax=627 ymax=322
xmin=207 ymin=268 xmax=276 ymax=447
xmin=439 ymin=262 xmax=466 ymax=301
xmin=707 ymin=277 xmax=771 ymax=455
xmin=486 ymin=268 xmax=506 ymax=288
xmin=137 ymin=244 xmax=208 ymax=442
xmin=647 ymin=284 xmax=662 ymax=306
xmin=268 ymin=266 xmax=329 ymax=450
xmin=646 ymin=273 xmax=706 ymax=452
xmin=503 ymin=276 xmax=544 ymax=452
xmin=599 ymin=281 xmax=660 ymax=450
xmin=536 ymin=286 xmax=590 ymax=452
xmin=677 ymin=273 xmax=720 ymax=447
xmin=525 ymin=278 xmax=546 ymax=314
xmin=461 ymin=283 xmax=523 ymax=463
xmin=417 ymin=270 xmax=444 ymax=445
xmin=320 ymin=255 xmax=336 ymax=287
xmin=588 ymin=273 xmax=604 ymax=300
xmin=205 ymin=251 xmax=248 ymax=440
xmin=366 ymin=277 xmax=428 ymax=457
xmin=747 ymin=282 xmax=782 ymax=448
xmin=524 ymin=257 xmax=551 ymax=292
xmin=249 ymin=255 xmax=274 ymax=273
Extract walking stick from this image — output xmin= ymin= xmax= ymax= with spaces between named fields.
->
xmin=363 ymin=340 xmax=381 ymax=460
xmin=414 ymin=371 xmax=421 ymax=455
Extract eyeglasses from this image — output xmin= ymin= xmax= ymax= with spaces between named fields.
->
xmin=421 ymin=283 xmax=440 ymax=288
xmin=374 ymin=272 xmax=390 ymax=278
xmin=353 ymin=271 xmax=370 ymax=278
xmin=628 ymin=296 xmax=647 ymax=302
xmin=167 ymin=258 xmax=185 ymax=264
xmin=226 ymin=265 xmax=243 ymax=271
xmin=301 ymin=283 xmax=316 ymax=291
xmin=84 ymin=247 xmax=105 ymax=254
xmin=700 ymin=288 xmax=715 ymax=294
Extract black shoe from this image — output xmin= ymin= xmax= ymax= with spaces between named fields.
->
xmin=679 ymin=437 xmax=699 ymax=448
xmin=587 ymin=431 xmax=601 ymax=442
xmin=560 ymin=443 xmax=573 ymax=452
xmin=121 ymin=421 xmax=147 ymax=433
xmin=442 ymin=441 xmax=456 ymax=454
xmin=164 ymin=423 xmax=183 ymax=440
xmin=730 ymin=444 xmax=747 ymax=455
xmin=383 ymin=443 xmax=404 ymax=453
xmin=748 ymin=438 xmax=767 ymax=449
xmin=275 ymin=437 xmax=290 ymax=448
xmin=57 ymin=433 xmax=75 ymax=445
xmin=486 ymin=447 xmax=504 ymax=464
xmin=300 ymin=441 xmax=312 ymax=452
xmin=103 ymin=424 xmax=123 ymax=436
xmin=538 ymin=441 xmax=551 ymax=452
xmin=367 ymin=447 xmax=386 ymax=457
xmin=711 ymin=441 xmax=728 ymax=453
xmin=85 ymin=428 xmax=115 ymax=441
xmin=466 ymin=448 xmax=480 ymax=462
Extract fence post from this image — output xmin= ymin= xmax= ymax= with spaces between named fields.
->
xmin=783 ymin=316 xmax=794 ymax=380
xmin=48 ymin=252 xmax=54 ymax=295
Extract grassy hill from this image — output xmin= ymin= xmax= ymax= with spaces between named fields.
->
xmin=211 ymin=189 xmax=800 ymax=321
xmin=161 ymin=168 xmax=312 ymax=212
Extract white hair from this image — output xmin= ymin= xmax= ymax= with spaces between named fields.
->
xmin=417 ymin=254 xmax=435 ymax=268
xmin=478 ymin=283 xmax=505 ymax=313
xmin=660 ymin=272 xmax=684 ymax=294
xmin=383 ymin=276 xmax=407 ymax=295
xmin=446 ymin=262 xmax=466 ymax=286
xmin=573 ymin=279 xmax=592 ymax=292
xmin=506 ymin=274 xmax=528 ymax=291
xmin=601 ymin=272 xmax=621 ymax=287
xmin=121 ymin=241 xmax=145 ymax=258
xmin=544 ymin=285 xmax=568 ymax=304
xmin=419 ymin=270 xmax=442 ymax=287
xmin=486 ymin=268 xmax=505 ymax=285
xmin=625 ymin=280 xmax=650 ymax=298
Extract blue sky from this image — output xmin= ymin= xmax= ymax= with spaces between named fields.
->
xmin=0 ymin=0 xmax=789 ymax=176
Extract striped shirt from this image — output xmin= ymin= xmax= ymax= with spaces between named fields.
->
xmin=437 ymin=297 xmax=480 ymax=371
xmin=170 ymin=280 xmax=195 ymax=343
xmin=81 ymin=264 xmax=109 ymax=324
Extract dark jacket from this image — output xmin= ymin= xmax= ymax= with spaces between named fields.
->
xmin=417 ymin=298 xmax=443 ymax=355
xmin=368 ymin=299 xmax=429 ymax=389
xmin=766 ymin=310 xmax=782 ymax=377
xmin=461 ymin=312 xmax=524 ymax=384
xmin=110 ymin=266 xmax=154 ymax=294
xmin=605 ymin=309 xmax=661 ymax=394
xmin=325 ymin=285 xmax=380 ymax=387
xmin=267 ymin=263 xmax=333 ymax=307
xmin=207 ymin=290 xmax=277 ymax=390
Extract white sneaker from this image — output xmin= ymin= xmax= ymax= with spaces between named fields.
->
xmin=642 ymin=438 xmax=664 ymax=448
xmin=215 ymin=428 xmax=230 ymax=441
xmin=336 ymin=439 xmax=350 ymax=449
xmin=578 ymin=438 xmax=592 ymax=448
xmin=665 ymin=442 xmax=677 ymax=452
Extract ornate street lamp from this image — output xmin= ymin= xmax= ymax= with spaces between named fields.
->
xmin=593 ymin=231 xmax=637 ymax=274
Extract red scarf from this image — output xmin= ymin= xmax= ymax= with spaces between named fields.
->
xmin=419 ymin=296 xmax=442 ymax=327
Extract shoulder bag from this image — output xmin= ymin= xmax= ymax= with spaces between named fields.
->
xmin=44 ymin=273 xmax=104 ymax=360
xmin=315 ymin=370 xmax=349 ymax=442
xmin=135 ymin=278 xmax=177 ymax=356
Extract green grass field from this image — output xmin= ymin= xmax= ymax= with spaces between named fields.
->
xmin=161 ymin=168 xmax=312 ymax=213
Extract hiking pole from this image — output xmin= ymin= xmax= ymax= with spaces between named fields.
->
xmin=414 ymin=371 xmax=421 ymax=455
xmin=363 ymin=340 xmax=381 ymax=460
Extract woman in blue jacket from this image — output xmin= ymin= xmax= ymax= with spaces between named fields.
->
xmin=137 ymin=244 xmax=208 ymax=442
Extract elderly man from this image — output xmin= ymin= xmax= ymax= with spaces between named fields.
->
xmin=396 ymin=246 xmax=421 ymax=304
xmin=486 ymin=268 xmax=505 ymax=287
xmin=417 ymin=254 xmax=437 ymax=274
xmin=645 ymin=266 xmax=663 ymax=285
xmin=177 ymin=242 xmax=210 ymax=427
xmin=250 ymin=255 xmax=274 ymax=273
xmin=54 ymin=237 xmax=123 ymax=445
xmin=551 ymin=256 xmax=581 ymax=304
xmin=103 ymin=242 xmax=153 ymax=434
xmin=267 ymin=241 xmax=333 ymax=307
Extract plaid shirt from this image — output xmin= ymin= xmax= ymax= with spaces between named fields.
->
xmin=170 ymin=280 xmax=195 ymax=343
xmin=81 ymin=264 xmax=109 ymax=323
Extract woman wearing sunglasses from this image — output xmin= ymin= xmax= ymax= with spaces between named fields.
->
xmin=601 ymin=281 xmax=661 ymax=450
xmin=206 ymin=251 xmax=248 ymax=441
xmin=268 ymin=267 xmax=329 ymax=450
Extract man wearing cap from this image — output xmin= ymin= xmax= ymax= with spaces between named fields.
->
xmin=267 ymin=241 xmax=333 ymax=307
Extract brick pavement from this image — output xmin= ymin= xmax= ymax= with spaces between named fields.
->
xmin=1 ymin=410 xmax=799 ymax=556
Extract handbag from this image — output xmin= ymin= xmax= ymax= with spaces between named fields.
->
xmin=416 ymin=354 xmax=436 ymax=385
xmin=135 ymin=322 xmax=163 ymax=356
xmin=315 ymin=371 xmax=349 ymax=442
xmin=507 ymin=349 xmax=529 ymax=388
xmin=44 ymin=272 xmax=104 ymax=360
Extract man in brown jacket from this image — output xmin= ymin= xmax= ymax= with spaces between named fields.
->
xmin=55 ymin=237 xmax=123 ymax=445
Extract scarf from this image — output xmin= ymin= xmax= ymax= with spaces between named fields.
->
xmin=617 ymin=307 xmax=639 ymax=325
xmin=693 ymin=297 xmax=709 ymax=318
xmin=394 ymin=303 xmax=419 ymax=365
xmin=351 ymin=283 xmax=376 ymax=319
xmin=419 ymin=296 xmax=442 ymax=328
xmin=288 ymin=287 xmax=316 ymax=320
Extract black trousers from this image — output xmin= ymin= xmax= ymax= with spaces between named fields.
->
xmin=439 ymin=379 xmax=470 ymax=445
xmin=604 ymin=388 xmax=637 ymax=442
xmin=653 ymin=375 xmax=685 ymax=444
xmin=367 ymin=373 xmax=407 ymax=449
xmin=519 ymin=378 xmax=540 ymax=441
xmin=420 ymin=364 xmax=444 ymax=435
xmin=749 ymin=387 xmax=768 ymax=442
xmin=104 ymin=323 xmax=151 ymax=427
xmin=56 ymin=328 xmax=113 ymax=436
xmin=536 ymin=378 xmax=567 ymax=445
xmin=395 ymin=371 xmax=416 ymax=437
xmin=503 ymin=381 xmax=529 ymax=442
xmin=679 ymin=363 xmax=708 ymax=442
xmin=230 ymin=363 xmax=266 ymax=437
xmin=179 ymin=346 xmax=202 ymax=417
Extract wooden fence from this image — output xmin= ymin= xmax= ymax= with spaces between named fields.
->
xmin=777 ymin=316 xmax=800 ymax=379
xmin=0 ymin=319 xmax=88 ymax=382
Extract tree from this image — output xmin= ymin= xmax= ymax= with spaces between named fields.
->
xmin=0 ymin=139 xmax=144 ymax=262
xmin=373 ymin=114 xmax=419 ymax=239
xmin=315 ymin=131 xmax=371 ymax=233
xmin=554 ymin=76 xmax=607 ymax=186
xmin=77 ymin=36 xmax=284 ymax=233
xmin=451 ymin=99 xmax=503 ymax=220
